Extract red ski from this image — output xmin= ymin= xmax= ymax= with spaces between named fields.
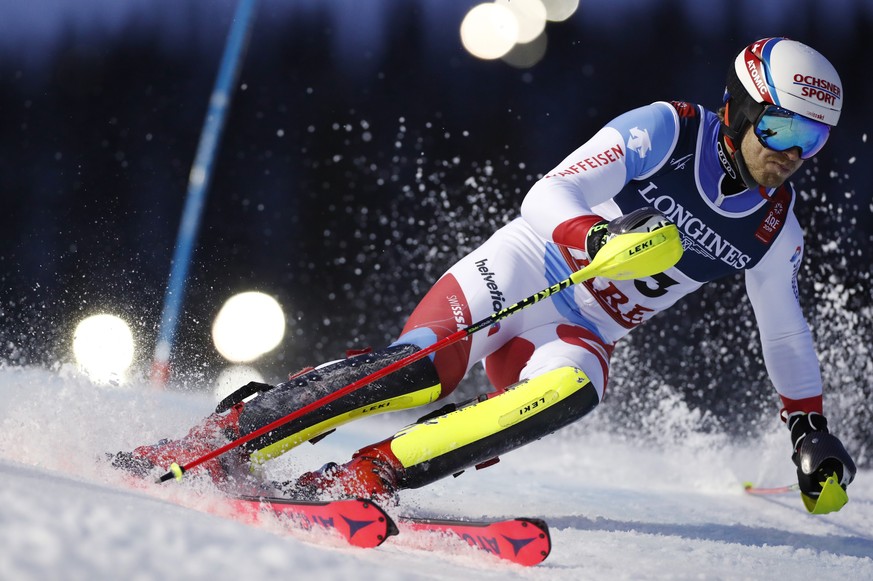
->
xmin=227 ymin=495 xmax=398 ymax=548
xmin=225 ymin=495 xmax=552 ymax=565
xmin=399 ymin=515 xmax=551 ymax=566
xmin=112 ymin=461 xmax=550 ymax=562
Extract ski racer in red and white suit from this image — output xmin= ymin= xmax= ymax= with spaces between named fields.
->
xmin=117 ymin=38 xmax=855 ymax=514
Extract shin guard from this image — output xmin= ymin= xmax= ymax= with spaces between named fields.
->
xmin=239 ymin=344 xmax=442 ymax=464
xmin=367 ymin=366 xmax=599 ymax=490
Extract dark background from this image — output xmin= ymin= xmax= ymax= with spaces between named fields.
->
xmin=1 ymin=0 xmax=871 ymax=462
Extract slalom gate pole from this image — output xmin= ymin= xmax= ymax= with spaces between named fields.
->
xmin=150 ymin=0 xmax=258 ymax=388
xmin=157 ymin=224 xmax=684 ymax=482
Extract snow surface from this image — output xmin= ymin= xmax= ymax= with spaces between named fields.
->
xmin=1 ymin=365 xmax=871 ymax=581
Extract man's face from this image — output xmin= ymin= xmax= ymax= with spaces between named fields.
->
xmin=740 ymin=127 xmax=804 ymax=188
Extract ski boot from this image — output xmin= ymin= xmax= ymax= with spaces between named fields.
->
xmin=109 ymin=402 xmax=249 ymax=486
xmin=280 ymin=441 xmax=402 ymax=502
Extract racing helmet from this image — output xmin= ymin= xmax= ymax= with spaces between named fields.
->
xmin=721 ymin=37 xmax=843 ymax=155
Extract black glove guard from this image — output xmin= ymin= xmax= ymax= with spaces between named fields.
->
xmin=794 ymin=431 xmax=857 ymax=495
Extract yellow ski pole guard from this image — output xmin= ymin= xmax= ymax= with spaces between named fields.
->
xmin=572 ymin=224 xmax=683 ymax=283
xmin=802 ymin=472 xmax=849 ymax=514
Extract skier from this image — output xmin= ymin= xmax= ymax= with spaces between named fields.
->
xmin=114 ymin=37 xmax=856 ymax=514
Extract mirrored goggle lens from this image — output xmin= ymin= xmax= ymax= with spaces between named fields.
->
xmin=754 ymin=107 xmax=831 ymax=160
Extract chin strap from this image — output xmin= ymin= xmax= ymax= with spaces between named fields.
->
xmin=720 ymin=89 xmax=768 ymax=193
xmin=731 ymin=148 xmax=763 ymax=192
xmin=719 ymin=132 xmax=761 ymax=192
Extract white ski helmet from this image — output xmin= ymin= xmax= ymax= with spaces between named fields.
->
xmin=722 ymin=37 xmax=843 ymax=145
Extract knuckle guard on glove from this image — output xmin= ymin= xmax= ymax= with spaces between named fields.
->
xmin=585 ymin=207 xmax=671 ymax=260
xmin=787 ymin=412 xmax=857 ymax=497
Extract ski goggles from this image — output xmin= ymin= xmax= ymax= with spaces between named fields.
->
xmin=753 ymin=105 xmax=831 ymax=159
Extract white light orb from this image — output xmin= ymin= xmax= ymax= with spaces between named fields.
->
xmin=502 ymin=32 xmax=549 ymax=69
xmin=542 ymin=0 xmax=580 ymax=22
xmin=72 ymin=314 xmax=135 ymax=384
xmin=460 ymin=3 xmax=519 ymax=61
xmin=212 ymin=291 xmax=286 ymax=363
xmin=496 ymin=0 xmax=547 ymax=44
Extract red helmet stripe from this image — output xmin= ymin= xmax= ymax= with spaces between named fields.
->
xmin=742 ymin=47 xmax=776 ymax=105
xmin=749 ymin=37 xmax=779 ymax=59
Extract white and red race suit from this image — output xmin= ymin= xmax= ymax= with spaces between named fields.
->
xmin=396 ymin=101 xmax=822 ymax=416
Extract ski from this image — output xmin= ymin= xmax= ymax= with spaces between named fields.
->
xmin=398 ymin=515 xmax=552 ymax=566
xmin=228 ymin=495 xmax=551 ymax=565
xmin=227 ymin=495 xmax=398 ymax=548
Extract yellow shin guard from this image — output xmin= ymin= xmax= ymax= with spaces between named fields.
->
xmin=387 ymin=366 xmax=599 ymax=489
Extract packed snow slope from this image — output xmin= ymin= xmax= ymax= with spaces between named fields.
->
xmin=0 ymin=365 xmax=871 ymax=581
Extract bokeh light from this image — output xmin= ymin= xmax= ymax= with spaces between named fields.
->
xmin=542 ymin=0 xmax=580 ymax=22
xmin=460 ymin=1 xmax=578 ymax=66
xmin=496 ymin=0 xmax=547 ymax=43
xmin=72 ymin=314 xmax=135 ymax=384
xmin=212 ymin=291 xmax=286 ymax=363
xmin=460 ymin=3 xmax=519 ymax=60
xmin=502 ymin=32 xmax=549 ymax=69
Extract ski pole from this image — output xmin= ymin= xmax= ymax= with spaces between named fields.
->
xmin=743 ymin=482 xmax=799 ymax=495
xmin=157 ymin=224 xmax=684 ymax=483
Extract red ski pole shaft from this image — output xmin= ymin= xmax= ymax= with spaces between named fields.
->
xmin=157 ymin=224 xmax=683 ymax=483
